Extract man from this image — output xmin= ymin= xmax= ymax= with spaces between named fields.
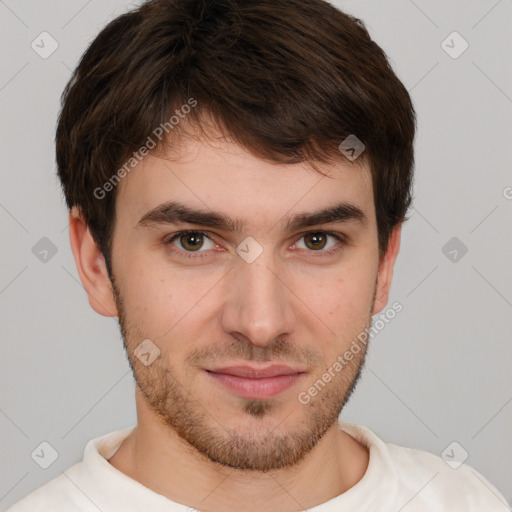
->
xmin=8 ymin=0 xmax=509 ymax=510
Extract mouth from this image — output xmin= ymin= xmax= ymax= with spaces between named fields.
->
xmin=204 ymin=364 xmax=307 ymax=399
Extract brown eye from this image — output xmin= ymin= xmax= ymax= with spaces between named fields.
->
xmin=166 ymin=230 xmax=217 ymax=257
xmin=303 ymin=232 xmax=328 ymax=250
xmin=179 ymin=232 xmax=204 ymax=251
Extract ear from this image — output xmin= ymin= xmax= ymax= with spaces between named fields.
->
xmin=372 ymin=224 xmax=402 ymax=315
xmin=68 ymin=206 xmax=118 ymax=317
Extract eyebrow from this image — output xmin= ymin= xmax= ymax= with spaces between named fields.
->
xmin=136 ymin=200 xmax=368 ymax=232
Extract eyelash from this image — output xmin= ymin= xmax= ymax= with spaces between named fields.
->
xmin=163 ymin=230 xmax=347 ymax=260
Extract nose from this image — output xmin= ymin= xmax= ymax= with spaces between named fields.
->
xmin=220 ymin=252 xmax=296 ymax=348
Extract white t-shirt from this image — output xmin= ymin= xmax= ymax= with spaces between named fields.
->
xmin=7 ymin=422 xmax=510 ymax=512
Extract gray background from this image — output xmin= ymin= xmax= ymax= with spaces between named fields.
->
xmin=1 ymin=0 xmax=511 ymax=509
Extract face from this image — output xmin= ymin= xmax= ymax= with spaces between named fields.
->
xmin=101 ymin=134 xmax=392 ymax=472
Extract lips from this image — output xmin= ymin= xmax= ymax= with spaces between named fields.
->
xmin=205 ymin=364 xmax=306 ymax=399
xmin=207 ymin=365 xmax=304 ymax=379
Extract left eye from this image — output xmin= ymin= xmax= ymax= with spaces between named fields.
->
xmin=295 ymin=232 xmax=339 ymax=251
xmin=168 ymin=231 xmax=216 ymax=252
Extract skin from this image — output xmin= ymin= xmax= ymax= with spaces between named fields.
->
xmin=69 ymin=131 xmax=401 ymax=512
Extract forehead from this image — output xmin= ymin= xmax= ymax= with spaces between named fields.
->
xmin=115 ymin=135 xmax=375 ymax=231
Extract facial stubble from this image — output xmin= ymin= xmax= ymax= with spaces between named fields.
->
xmin=111 ymin=275 xmax=375 ymax=472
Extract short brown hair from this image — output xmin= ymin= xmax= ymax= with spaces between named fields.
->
xmin=56 ymin=0 xmax=416 ymax=276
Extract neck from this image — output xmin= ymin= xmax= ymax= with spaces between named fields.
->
xmin=108 ymin=397 xmax=369 ymax=511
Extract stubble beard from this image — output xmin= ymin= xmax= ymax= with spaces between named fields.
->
xmin=111 ymin=276 xmax=375 ymax=472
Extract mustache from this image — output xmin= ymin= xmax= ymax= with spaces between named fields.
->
xmin=186 ymin=336 xmax=323 ymax=368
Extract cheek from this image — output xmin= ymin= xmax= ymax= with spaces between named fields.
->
xmin=301 ymin=265 xmax=377 ymax=345
xmin=118 ymin=259 xmax=224 ymax=344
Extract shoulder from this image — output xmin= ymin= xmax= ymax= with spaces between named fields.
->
xmin=386 ymin=441 xmax=508 ymax=510
xmin=6 ymin=463 xmax=96 ymax=512
xmin=340 ymin=422 xmax=510 ymax=511
xmin=7 ymin=427 xmax=135 ymax=512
